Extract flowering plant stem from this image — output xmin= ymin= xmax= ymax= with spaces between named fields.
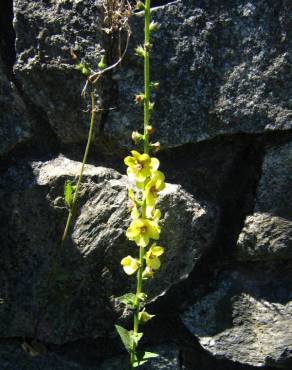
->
xmin=61 ymin=91 xmax=96 ymax=243
xmin=131 ymin=0 xmax=151 ymax=366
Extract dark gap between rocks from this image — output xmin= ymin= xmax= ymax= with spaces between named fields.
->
xmin=0 ymin=0 xmax=16 ymax=75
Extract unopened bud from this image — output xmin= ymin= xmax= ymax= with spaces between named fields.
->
xmin=139 ymin=309 xmax=155 ymax=324
xmin=131 ymin=131 xmax=144 ymax=144
xmin=149 ymin=102 xmax=155 ymax=111
xmin=149 ymin=22 xmax=158 ymax=32
xmin=134 ymin=45 xmax=145 ymax=57
xmin=142 ymin=267 xmax=154 ymax=279
xmin=144 ymin=42 xmax=152 ymax=52
xmin=98 ymin=55 xmax=107 ymax=70
xmin=135 ymin=94 xmax=145 ymax=104
xmin=150 ymin=81 xmax=160 ymax=90
xmin=135 ymin=0 xmax=145 ymax=10
xmin=150 ymin=141 xmax=161 ymax=152
xmin=146 ymin=125 xmax=154 ymax=135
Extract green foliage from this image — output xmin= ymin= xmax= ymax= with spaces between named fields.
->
xmin=117 ymin=293 xmax=138 ymax=309
xmin=64 ymin=181 xmax=73 ymax=209
xmin=115 ymin=325 xmax=143 ymax=354
xmin=133 ymin=351 xmax=159 ymax=367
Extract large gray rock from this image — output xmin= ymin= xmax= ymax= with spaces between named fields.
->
xmin=0 ymin=155 xmax=218 ymax=344
xmin=181 ymin=265 xmax=292 ymax=368
xmin=13 ymin=0 xmax=104 ymax=143
xmin=237 ymin=141 xmax=292 ymax=261
xmin=0 ymin=55 xmax=32 ymax=156
xmin=105 ymin=0 xmax=292 ymax=148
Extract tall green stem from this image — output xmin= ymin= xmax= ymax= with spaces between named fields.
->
xmin=130 ymin=0 xmax=151 ymax=367
xmin=61 ymin=91 xmax=96 ymax=243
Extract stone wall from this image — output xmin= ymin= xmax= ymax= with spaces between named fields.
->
xmin=0 ymin=0 xmax=292 ymax=369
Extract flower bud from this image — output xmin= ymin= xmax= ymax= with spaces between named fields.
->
xmin=150 ymin=141 xmax=161 ymax=152
xmin=135 ymin=94 xmax=145 ymax=104
xmin=135 ymin=45 xmax=145 ymax=57
xmin=142 ymin=266 xmax=154 ymax=279
xmin=139 ymin=309 xmax=155 ymax=324
xmin=149 ymin=22 xmax=158 ymax=32
xmin=131 ymin=131 xmax=144 ymax=144
xmin=150 ymin=81 xmax=160 ymax=90
xmin=98 ymin=55 xmax=106 ymax=70
xmin=144 ymin=42 xmax=152 ymax=52
xmin=146 ymin=125 xmax=154 ymax=135
xmin=135 ymin=0 xmax=145 ymax=10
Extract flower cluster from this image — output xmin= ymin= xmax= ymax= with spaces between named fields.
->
xmin=121 ymin=150 xmax=166 ymax=278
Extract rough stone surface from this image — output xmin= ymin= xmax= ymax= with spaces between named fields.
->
xmin=0 ymin=342 xmax=179 ymax=370
xmin=0 ymin=155 xmax=218 ymax=344
xmin=181 ymin=265 xmax=292 ymax=368
xmin=237 ymin=142 xmax=292 ymax=260
xmin=0 ymin=341 xmax=100 ymax=370
xmin=13 ymin=0 xmax=104 ymax=143
xmin=106 ymin=0 xmax=292 ymax=148
xmin=0 ymin=54 xmax=32 ymax=156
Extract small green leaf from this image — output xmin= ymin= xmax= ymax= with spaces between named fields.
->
xmin=116 ymin=293 xmax=138 ymax=309
xmin=98 ymin=55 xmax=107 ymax=70
xmin=143 ymin=351 xmax=159 ymax=359
xmin=115 ymin=325 xmax=143 ymax=354
xmin=64 ymin=181 xmax=73 ymax=208
xmin=115 ymin=325 xmax=132 ymax=353
xmin=133 ymin=351 xmax=159 ymax=367
xmin=130 ymin=331 xmax=143 ymax=347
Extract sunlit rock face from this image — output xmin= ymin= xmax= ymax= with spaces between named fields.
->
xmin=182 ymin=265 xmax=292 ymax=368
xmin=1 ymin=0 xmax=292 ymax=368
xmin=0 ymin=156 xmax=218 ymax=344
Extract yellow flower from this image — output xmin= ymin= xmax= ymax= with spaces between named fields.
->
xmin=126 ymin=218 xmax=160 ymax=247
xmin=121 ymin=256 xmax=140 ymax=275
xmin=124 ymin=150 xmax=159 ymax=182
xmin=145 ymin=243 xmax=164 ymax=270
xmin=127 ymin=188 xmax=140 ymax=219
xmin=145 ymin=170 xmax=165 ymax=207
xmin=146 ymin=207 xmax=161 ymax=221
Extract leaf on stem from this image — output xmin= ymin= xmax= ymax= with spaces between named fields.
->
xmin=116 ymin=293 xmax=138 ymax=309
xmin=133 ymin=351 xmax=159 ymax=367
xmin=64 ymin=181 xmax=73 ymax=208
xmin=115 ymin=325 xmax=143 ymax=353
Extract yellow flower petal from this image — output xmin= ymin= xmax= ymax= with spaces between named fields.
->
xmin=150 ymin=157 xmax=160 ymax=171
xmin=121 ymin=256 xmax=140 ymax=275
xmin=150 ymin=244 xmax=164 ymax=256
xmin=124 ymin=156 xmax=136 ymax=166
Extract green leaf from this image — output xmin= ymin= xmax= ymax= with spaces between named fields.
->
xmin=115 ymin=325 xmax=132 ymax=353
xmin=142 ymin=351 xmax=159 ymax=359
xmin=116 ymin=293 xmax=137 ymax=309
xmin=115 ymin=325 xmax=143 ymax=354
xmin=130 ymin=331 xmax=143 ymax=347
xmin=64 ymin=181 xmax=73 ymax=208
xmin=133 ymin=351 xmax=159 ymax=367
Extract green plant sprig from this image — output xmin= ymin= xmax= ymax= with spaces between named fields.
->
xmin=115 ymin=1 xmax=166 ymax=368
